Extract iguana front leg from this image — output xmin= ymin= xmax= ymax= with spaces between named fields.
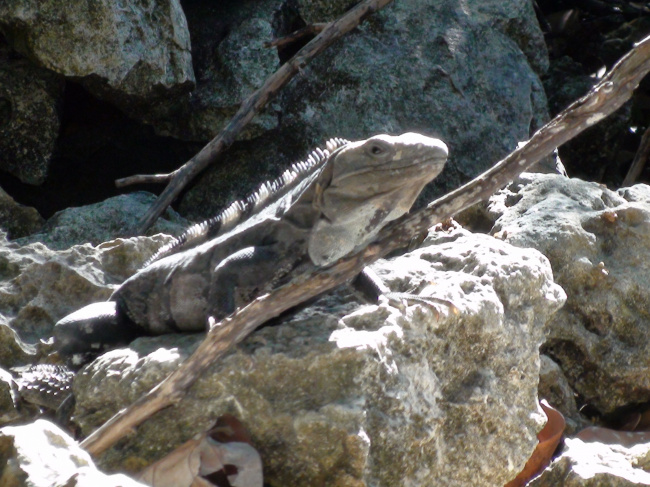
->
xmin=207 ymin=245 xmax=301 ymax=321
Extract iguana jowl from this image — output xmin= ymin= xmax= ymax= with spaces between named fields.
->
xmin=54 ymin=133 xmax=448 ymax=354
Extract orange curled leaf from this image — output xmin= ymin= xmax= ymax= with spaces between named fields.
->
xmin=504 ymin=400 xmax=566 ymax=487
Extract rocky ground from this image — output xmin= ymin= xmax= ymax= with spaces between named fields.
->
xmin=2 ymin=1 xmax=650 ymax=486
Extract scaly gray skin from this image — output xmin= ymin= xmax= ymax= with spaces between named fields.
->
xmin=53 ymin=133 xmax=448 ymax=355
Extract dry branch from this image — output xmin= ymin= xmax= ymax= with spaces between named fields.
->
xmin=623 ymin=124 xmax=650 ymax=186
xmin=264 ymin=23 xmax=328 ymax=48
xmin=116 ymin=173 xmax=174 ymax=187
xmin=81 ymin=34 xmax=650 ymax=457
xmin=124 ymin=0 xmax=396 ymax=235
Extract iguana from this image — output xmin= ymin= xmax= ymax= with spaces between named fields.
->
xmin=53 ymin=133 xmax=448 ymax=355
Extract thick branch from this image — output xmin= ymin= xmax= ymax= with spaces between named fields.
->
xmin=130 ymin=0 xmax=396 ymax=235
xmin=81 ymin=34 xmax=650 ymax=457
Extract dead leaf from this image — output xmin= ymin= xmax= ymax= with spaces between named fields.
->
xmin=504 ymin=400 xmax=566 ymax=487
xmin=138 ymin=415 xmax=262 ymax=487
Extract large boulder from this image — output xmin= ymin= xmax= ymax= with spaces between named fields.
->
xmin=489 ymin=174 xmax=650 ymax=416
xmin=146 ymin=1 xmax=281 ymax=141
xmin=0 ymin=40 xmax=63 ymax=185
xmin=16 ymin=191 xmax=189 ymax=250
xmin=70 ymin=225 xmax=565 ymax=486
xmin=180 ymin=0 xmax=553 ymax=219
xmin=0 ymin=0 xmax=195 ymax=110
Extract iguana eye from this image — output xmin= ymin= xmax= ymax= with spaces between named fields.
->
xmin=369 ymin=144 xmax=384 ymax=155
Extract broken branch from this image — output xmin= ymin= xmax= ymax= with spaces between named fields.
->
xmin=81 ymin=34 xmax=650 ymax=457
xmin=128 ymin=0 xmax=396 ymax=235
xmin=264 ymin=23 xmax=328 ymax=48
xmin=116 ymin=173 xmax=175 ymax=187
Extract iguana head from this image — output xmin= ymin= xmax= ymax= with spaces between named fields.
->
xmin=309 ymin=132 xmax=448 ymax=266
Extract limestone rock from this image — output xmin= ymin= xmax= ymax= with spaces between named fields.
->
xmin=0 ymin=185 xmax=44 ymax=239
xmin=529 ymin=438 xmax=650 ymax=486
xmin=0 ymin=40 xmax=63 ymax=185
xmin=16 ymin=191 xmax=189 ymax=250
xmin=0 ymin=230 xmax=172 ymax=346
xmin=0 ymin=0 xmax=195 ymax=110
xmin=0 ymin=322 xmax=36 ymax=369
xmin=489 ymin=174 xmax=650 ymax=415
xmin=0 ymin=419 xmax=145 ymax=487
xmin=72 ymin=226 xmax=565 ymax=486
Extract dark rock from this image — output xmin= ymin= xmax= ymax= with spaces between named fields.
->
xmin=0 ymin=41 xmax=63 ymax=185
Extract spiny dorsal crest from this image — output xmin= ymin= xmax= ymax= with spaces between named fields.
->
xmin=142 ymin=137 xmax=350 ymax=268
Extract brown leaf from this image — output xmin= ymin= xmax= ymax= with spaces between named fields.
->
xmin=138 ymin=415 xmax=263 ymax=487
xmin=209 ymin=414 xmax=253 ymax=445
xmin=504 ymin=400 xmax=566 ymax=487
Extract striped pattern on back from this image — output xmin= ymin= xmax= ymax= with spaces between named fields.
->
xmin=142 ymin=137 xmax=350 ymax=268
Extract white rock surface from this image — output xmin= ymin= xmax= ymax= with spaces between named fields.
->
xmin=0 ymin=419 xmax=145 ymax=487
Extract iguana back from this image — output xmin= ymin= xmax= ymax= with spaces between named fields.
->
xmin=143 ymin=137 xmax=350 ymax=268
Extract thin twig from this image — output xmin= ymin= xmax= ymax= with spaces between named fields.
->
xmin=116 ymin=173 xmax=175 ymax=187
xmin=128 ymin=0 xmax=396 ymax=236
xmin=622 ymin=125 xmax=650 ymax=186
xmin=264 ymin=23 xmax=328 ymax=48
xmin=80 ymin=34 xmax=650 ymax=457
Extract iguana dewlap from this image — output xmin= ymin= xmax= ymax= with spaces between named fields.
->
xmin=53 ymin=133 xmax=448 ymax=355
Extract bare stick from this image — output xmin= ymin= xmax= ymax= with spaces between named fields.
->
xmin=622 ymin=125 xmax=650 ymax=186
xmin=264 ymin=23 xmax=328 ymax=48
xmin=129 ymin=0 xmax=396 ymax=235
xmin=116 ymin=173 xmax=174 ymax=187
xmin=81 ymin=34 xmax=650 ymax=457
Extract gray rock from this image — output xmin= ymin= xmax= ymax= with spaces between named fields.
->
xmin=296 ymin=0 xmax=354 ymax=24
xmin=538 ymin=354 xmax=584 ymax=435
xmin=529 ymin=438 xmax=650 ymax=486
xmin=0 ymin=230 xmax=172 ymax=345
xmin=0 ymin=185 xmax=44 ymax=239
xmin=0 ymin=368 xmax=20 ymax=425
xmin=72 ymin=225 xmax=565 ymax=486
xmin=0 ymin=41 xmax=63 ymax=185
xmin=0 ymin=321 xmax=36 ymax=369
xmin=17 ymin=191 xmax=189 ymax=250
xmin=0 ymin=419 xmax=146 ymax=487
xmin=147 ymin=2 xmax=280 ymax=141
xmin=184 ymin=0 xmax=551 ymax=219
xmin=489 ymin=173 xmax=650 ymax=415
xmin=0 ymin=0 xmax=195 ymax=110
